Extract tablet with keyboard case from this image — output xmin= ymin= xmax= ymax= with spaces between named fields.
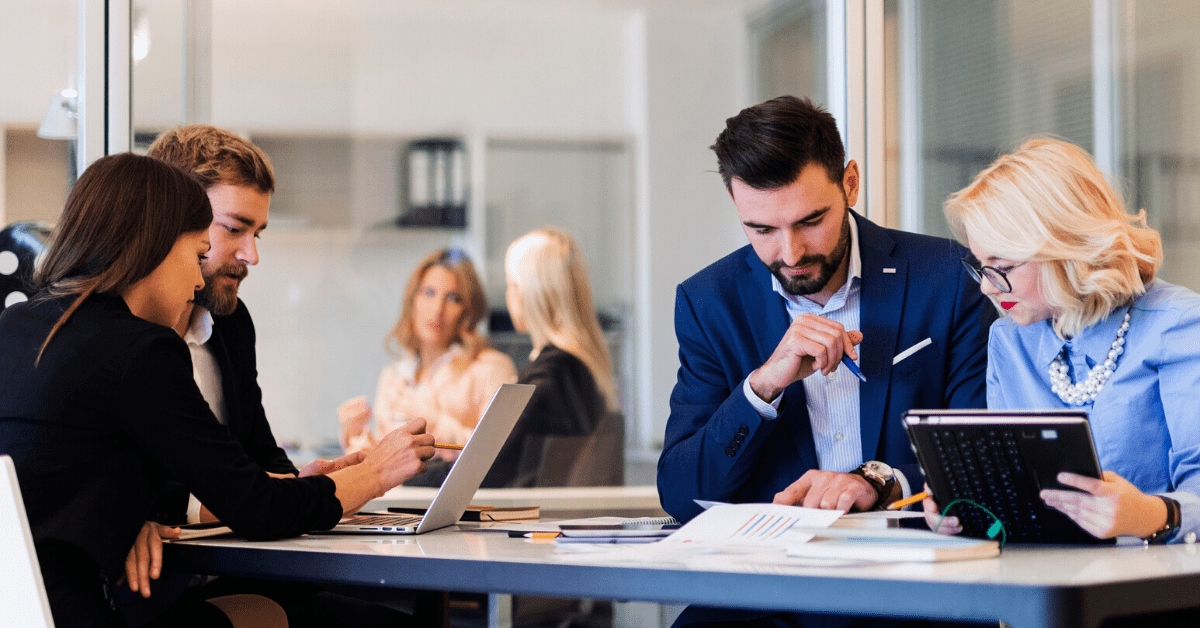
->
xmin=903 ymin=409 xmax=1112 ymax=545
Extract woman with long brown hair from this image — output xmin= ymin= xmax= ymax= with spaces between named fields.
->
xmin=0 ymin=153 xmax=434 ymax=627
xmin=339 ymin=248 xmax=517 ymax=454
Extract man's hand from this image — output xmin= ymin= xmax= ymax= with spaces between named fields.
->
xmin=299 ymin=450 xmax=368 ymax=477
xmin=1041 ymin=471 xmax=1167 ymax=539
xmin=772 ymin=469 xmax=877 ymax=512
xmin=365 ymin=417 xmax=436 ymax=492
xmin=748 ymin=314 xmax=863 ymax=402
xmin=123 ymin=521 xmax=180 ymax=598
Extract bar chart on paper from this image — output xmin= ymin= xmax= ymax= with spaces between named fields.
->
xmin=666 ymin=504 xmax=844 ymax=544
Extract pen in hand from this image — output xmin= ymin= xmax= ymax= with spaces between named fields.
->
xmin=840 ymin=354 xmax=867 ymax=382
xmin=886 ymin=491 xmax=930 ymax=511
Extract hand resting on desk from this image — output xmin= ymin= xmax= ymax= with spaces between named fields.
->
xmin=772 ymin=469 xmax=879 ymax=512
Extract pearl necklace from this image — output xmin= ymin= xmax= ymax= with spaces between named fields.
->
xmin=1048 ymin=312 xmax=1130 ymax=405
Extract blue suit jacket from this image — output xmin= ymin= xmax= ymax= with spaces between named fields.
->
xmin=658 ymin=212 xmax=995 ymax=523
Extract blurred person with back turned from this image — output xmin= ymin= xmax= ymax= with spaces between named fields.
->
xmin=658 ymin=96 xmax=995 ymax=628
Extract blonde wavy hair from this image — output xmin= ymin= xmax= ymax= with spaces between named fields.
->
xmin=505 ymin=228 xmax=618 ymax=410
xmin=386 ymin=248 xmax=490 ymax=365
xmin=944 ymin=137 xmax=1162 ymax=338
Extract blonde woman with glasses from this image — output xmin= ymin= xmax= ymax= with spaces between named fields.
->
xmin=938 ymin=137 xmax=1200 ymax=544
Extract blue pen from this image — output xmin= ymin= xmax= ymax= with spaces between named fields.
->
xmin=840 ymin=354 xmax=867 ymax=382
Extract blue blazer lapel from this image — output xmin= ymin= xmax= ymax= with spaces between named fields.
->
xmin=737 ymin=249 xmax=818 ymax=469
xmin=854 ymin=213 xmax=907 ymax=462
xmin=738 ymin=248 xmax=790 ymax=363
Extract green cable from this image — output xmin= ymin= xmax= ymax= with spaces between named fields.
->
xmin=935 ymin=498 xmax=1007 ymax=546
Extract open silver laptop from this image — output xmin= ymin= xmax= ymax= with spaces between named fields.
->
xmin=318 ymin=383 xmax=534 ymax=535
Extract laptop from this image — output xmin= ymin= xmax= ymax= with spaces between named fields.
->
xmin=319 ymin=383 xmax=535 ymax=535
xmin=903 ymin=409 xmax=1112 ymax=545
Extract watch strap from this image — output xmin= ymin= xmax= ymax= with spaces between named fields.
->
xmin=1143 ymin=495 xmax=1181 ymax=545
xmin=850 ymin=464 xmax=897 ymax=511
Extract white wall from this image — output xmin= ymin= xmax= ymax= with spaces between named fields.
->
xmin=2 ymin=0 xmax=767 ymax=464
xmin=196 ymin=0 xmax=766 ymax=455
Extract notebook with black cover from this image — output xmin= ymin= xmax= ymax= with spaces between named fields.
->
xmin=903 ymin=409 xmax=1111 ymax=545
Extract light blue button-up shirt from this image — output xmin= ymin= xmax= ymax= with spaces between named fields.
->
xmin=988 ymin=279 xmax=1200 ymax=542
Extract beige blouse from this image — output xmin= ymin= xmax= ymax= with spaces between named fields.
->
xmin=343 ymin=345 xmax=518 ymax=453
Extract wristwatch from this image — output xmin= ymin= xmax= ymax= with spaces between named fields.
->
xmin=850 ymin=460 xmax=897 ymax=511
xmin=1143 ymin=495 xmax=1182 ymax=545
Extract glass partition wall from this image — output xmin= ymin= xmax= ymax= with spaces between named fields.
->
xmin=38 ymin=0 xmax=1200 ymax=474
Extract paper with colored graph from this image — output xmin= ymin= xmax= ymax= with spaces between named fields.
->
xmin=662 ymin=503 xmax=844 ymax=546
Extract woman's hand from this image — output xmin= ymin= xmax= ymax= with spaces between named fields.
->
xmin=338 ymin=396 xmax=372 ymax=450
xmin=1040 ymin=471 xmax=1168 ymax=539
xmin=921 ymin=484 xmax=962 ymax=535
xmin=298 ymin=450 xmax=368 ymax=477
xmin=123 ymin=521 xmax=181 ymax=598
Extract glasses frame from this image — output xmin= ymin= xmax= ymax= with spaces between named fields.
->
xmin=960 ymin=258 xmax=1026 ymax=294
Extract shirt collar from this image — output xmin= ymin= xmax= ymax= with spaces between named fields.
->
xmin=770 ymin=212 xmax=861 ymax=310
xmin=1032 ymin=302 xmax=1134 ymax=368
xmin=183 ymin=307 xmax=214 ymax=346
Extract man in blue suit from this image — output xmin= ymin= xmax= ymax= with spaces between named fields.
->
xmin=659 ymin=96 xmax=995 ymax=628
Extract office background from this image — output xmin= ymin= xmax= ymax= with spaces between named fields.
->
xmin=3 ymin=0 xmax=1198 ymax=477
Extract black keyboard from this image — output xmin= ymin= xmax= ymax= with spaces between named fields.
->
xmin=932 ymin=427 xmax=1046 ymax=542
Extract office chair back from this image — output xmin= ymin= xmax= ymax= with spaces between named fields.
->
xmin=0 ymin=455 xmax=56 ymax=627
xmin=518 ymin=411 xmax=625 ymax=487
xmin=0 ymin=221 xmax=51 ymax=312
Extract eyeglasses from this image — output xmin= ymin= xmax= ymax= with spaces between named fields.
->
xmin=960 ymin=257 xmax=1026 ymax=294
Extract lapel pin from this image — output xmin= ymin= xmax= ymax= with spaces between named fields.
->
xmin=882 ymin=268 xmax=896 ymax=274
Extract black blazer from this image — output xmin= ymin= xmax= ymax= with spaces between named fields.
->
xmin=206 ymin=299 xmax=297 ymax=475
xmin=0 ymin=293 xmax=342 ymax=584
xmin=482 ymin=344 xmax=605 ymax=488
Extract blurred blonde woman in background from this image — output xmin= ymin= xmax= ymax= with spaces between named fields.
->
xmin=481 ymin=227 xmax=620 ymax=487
xmin=936 ymin=138 xmax=1200 ymax=544
xmin=340 ymin=248 xmax=517 ymax=455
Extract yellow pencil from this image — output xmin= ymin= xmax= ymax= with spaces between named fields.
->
xmin=434 ymin=442 xmax=464 ymax=451
xmin=886 ymin=491 xmax=930 ymax=511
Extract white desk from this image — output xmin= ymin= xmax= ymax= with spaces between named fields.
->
xmin=163 ymin=526 xmax=1200 ymax=628
xmin=365 ymin=485 xmax=665 ymax=515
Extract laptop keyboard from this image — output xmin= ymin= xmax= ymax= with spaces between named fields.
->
xmin=932 ymin=428 xmax=1045 ymax=541
xmin=343 ymin=515 xmax=423 ymax=527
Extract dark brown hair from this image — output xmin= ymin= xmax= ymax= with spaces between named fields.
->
xmin=33 ymin=153 xmax=213 ymax=360
xmin=386 ymin=248 xmax=490 ymax=364
xmin=711 ymin=95 xmax=846 ymax=192
xmin=147 ymin=124 xmax=275 ymax=193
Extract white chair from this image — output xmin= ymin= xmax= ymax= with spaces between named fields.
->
xmin=0 ymin=455 xmax=55 ymax=627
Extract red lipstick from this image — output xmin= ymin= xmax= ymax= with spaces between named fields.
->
xmin=1000 ymin=301 xmax=1017 ymax=311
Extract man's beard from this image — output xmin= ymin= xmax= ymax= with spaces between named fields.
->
xmin=194 ymin=263 xmax=248 ymax=316
xmin=768 ymin=211 xmax=851 ymax=297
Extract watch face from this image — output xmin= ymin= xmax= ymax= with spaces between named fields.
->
xmin=863 ymin=461 xmax=893 ymax=481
